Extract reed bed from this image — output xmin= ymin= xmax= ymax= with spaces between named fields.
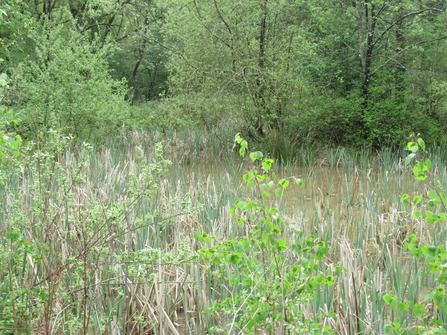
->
xmin=1 ymin=129 xmax=446 ymax=334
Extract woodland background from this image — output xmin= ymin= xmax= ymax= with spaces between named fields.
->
xmin=1 ymin=0 xmax=447 ymax=147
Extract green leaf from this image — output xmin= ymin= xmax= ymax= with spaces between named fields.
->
xmin=239 ymin=140 xmax=248 ymax=157
xmin=407 ymin=234 xmax=418 ymax=244
xmin=250 ymin=151 xmax=263 ymax=162
xmin=384 ymin=323 xmax=401 ymax=334
xmin=405 ymin=153 xmax=415 ymax=166
xmin=425 ymin=211 xmax=437 ymax=224
xmin=226 ymin=252 xmax=242 ymax=264
xmin=294 ymin=178 xmax=303 ymax=187
xmin=279 ymin=178 xmax=289 ymax=189
xmin=276 ymin=239 xmax=289 ymax=251
xmin=398 ymin=302 xmax=411 ymax=313
xmin=413 ymin=196 xmax=422 ymax=205
xmin=407 ymin=142 xmax=418 ymax=152
xmin=401 ymin=194 xmax=411 ymax=209
xmin=275 ymin=187 xmax=283 ymax=197
xmin=262 ymin=159 xmax=274 ymax=172
xmin=263 ymin=180 xmax=274 ymax=190
xmin=417 ymin=138 xmax=426 ymax=152
xmin=413 ymin=304 xmax=425 ymax=318
xmin=413 ymin=210 xmax=422 ymax=219
xmin=243 ymin=171 xmax=254 ymax=182
xmin=325 ymin=275 xmax=335 ymax=286
xmin=315 ymin=244 xmax=328 ymax=260
xmin=240 ymin=239 xmax=251 ymax=251
xmin=383 ymin=294 xmax=398 ymax=308
xmin=413 ymin=162 xmax=427 ymax=180
xmin=428 ymin=190 xmax=439 ymax=200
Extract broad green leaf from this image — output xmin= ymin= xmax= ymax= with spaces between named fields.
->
xmin=279 ymin=178 xmax=289 ymax=189
xmin=325 ymin=275 xmax=335 ymax=286
xmin=275 ymin=187 xmax=283 ymax=197
xmin=413 ymin=162 xmax=427 ymax=180
xmin=250 ymin=151 xmax=263 ymax=162
xmin=426 ymin=200 xmax=437 ymax=209
xmin=417 ymin=138 xmax=426 ymax=152
xmin=226 ymin=252 xmax=242 ymax=264
xmin=413 ymin=196 xmax=422 ymax=205
xmin=383 ymin=294 xmax=398 ymax=308
xmin=413 ymin=210 xmax=422 ymax=219
xmin=428 ymin=190 xmax=438 ymax=200
xmin=263 ymin=180 xmax=275 ymax=189
xmin=407 ymin=142 xmax=418 ymax=152
xmin=243 ymin=171 xmax=254 ymax=182
xmin=276 ymin=239 xmax=289 ymax=251
xmin=398 ymin=302 xmax=411 ymax=313
xmin=407 ymin=234 xmax=418 ymax=244
xmin=246 ymin=179 xmax=255 ymax=188
xmin=240 ymin=239 xmax=251 ymax=251
xmin=415 ymin=174 xmax=427 ymax=181
xmin=413 ymin=304 xmax=425 ymax=318
xmin=425 ymin=211 xmax=437 ymax=224
xmin=262 ymin=159 xmax=274 ymax=172
xmin=294 ymin=178 xmax=303 ymax=187
xmin=384 ymin=323 xmax=401 ymax=334
xmin=239 ymin=140 xmax=248 ymax=157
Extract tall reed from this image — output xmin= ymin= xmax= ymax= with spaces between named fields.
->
xmin=1 ymin=129 xmax=446 ymax=334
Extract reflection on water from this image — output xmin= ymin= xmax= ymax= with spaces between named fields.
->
xmin=168 ymin=159 xmax=442 ymax=247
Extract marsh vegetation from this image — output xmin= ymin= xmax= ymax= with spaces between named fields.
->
xmin=1 ymin=129 xmax=447 ymax=334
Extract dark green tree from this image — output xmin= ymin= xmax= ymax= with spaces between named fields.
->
xmin=307 ymin=0 xmax=447 ymax=145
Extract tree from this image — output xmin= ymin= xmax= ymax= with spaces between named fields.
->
xmin=307 ymin=0 xmax=447 ymax=145
xmin=161 ymin=0 xmax=317 ymax=135
xmin=0 ymin=0 xmax=34 ymax=74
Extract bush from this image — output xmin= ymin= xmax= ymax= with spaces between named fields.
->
xmin=11 ymin=23 xmax=129 ymax=142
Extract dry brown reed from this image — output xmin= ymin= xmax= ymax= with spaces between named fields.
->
xmin=1 ymin=130 xmax=446 ymax=334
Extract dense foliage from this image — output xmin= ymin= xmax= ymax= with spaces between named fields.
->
xmin=1 ymin=0 xmax=447 ymax=146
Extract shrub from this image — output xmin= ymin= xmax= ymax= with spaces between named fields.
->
xmin=11 ymin=23 xmax=129 ymax=142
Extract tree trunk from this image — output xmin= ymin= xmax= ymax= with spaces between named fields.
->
xmin=254 ymin=0 xmax=269 ymax=135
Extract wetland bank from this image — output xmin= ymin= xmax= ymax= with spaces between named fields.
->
xmin=2 ymin=129 xmax=447 ymax=334
xmin=4 ymin=0 xmax=447 ymax=333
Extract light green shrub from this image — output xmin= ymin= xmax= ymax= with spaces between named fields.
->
xmin=12 ymin=23 xmax=129 ymax=141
